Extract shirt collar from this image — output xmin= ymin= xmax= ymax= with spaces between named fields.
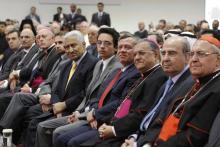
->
xmin=101 ymin=55 xmax=115 ymax=72
xmin=170 ymin=65 xmax=189 ymax=84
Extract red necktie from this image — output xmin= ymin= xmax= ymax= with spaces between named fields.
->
xmin=98 ymin=69 xmax=122 ymax=108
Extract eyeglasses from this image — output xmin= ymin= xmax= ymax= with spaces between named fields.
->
xmin=189 ymin=51 xmax=219 ymax=58
xmin=97 ymin=40 xmax=113 ymax=47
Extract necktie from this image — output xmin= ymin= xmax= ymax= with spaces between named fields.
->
xmin=98 ymin=69 xmax=122 ymax=108
xmin=140 ymin=79 xmax=174 ymax=131
xmin=66 ymin=62 xmax=77 ymax=89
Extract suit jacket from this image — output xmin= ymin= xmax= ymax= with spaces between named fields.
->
xmin=81 ymin=56 xmax=122 ymax=112
xmin=0 ymin=48 xmax=23 ymax=80
xmin=204 ymin=111 xmax=220 ymax=147
xmin=67 ymin=13 xmax=87 ymax=29
xmin=53 ymin=13 xmax=68 ymax=23
xmin=94 ymin=64 xmax=141 ymax=123
xmin=51 ymin=52 xmax=98 ymax=113
xmin=91 ymin=12 xmax=111 ymax=27
xmin=25 ymin=14 xmax=41 ymax=24
xmin=136 ymin=69 xmax=194 ymax=146
xmin=19 ymin=45 xmax=57 ymax=86
xmin=157 ymin=72 xmax=220 ymax=147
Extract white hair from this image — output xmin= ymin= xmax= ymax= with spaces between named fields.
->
xmin=64 ymin=30 xmax=85 ymax=43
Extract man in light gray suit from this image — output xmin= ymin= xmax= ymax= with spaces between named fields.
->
xmin=36 ymin=27 xmax=122 ymax=147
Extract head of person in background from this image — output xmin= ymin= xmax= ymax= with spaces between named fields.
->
xmin=147 ymin=32 xmax=164 ymax=49
xmin=57 ymin=7 xmax=62 ymax=14
xmin=76 ymin=8 xmax=82 ymax=15
xmin=88 ymin=25 xmax=99 ymax=45
xmin=19 ymin=19 xmax=37 ymax=36
xmin=138 ymin=21 xmax=145 ymax=32
xmin=97 ymin=2 xmax=104 ymax=12
xmin=97 ymin=27 xmax=119 ymax=60
xmin=0 ymin=21 xmax=6 ymax=35
xmin=64 ymin=30 xmax=86 ymax=61
xmin=5 ymin=19 xmax=13 ymax=26
xmin=160 ymin=36 xmax=190 ymax=77
xmin=79 ymin=21 xmax=89 ymax=35
xmin=54 ymin=33 xmax=65 ymax=53
xmin=157 ymin=19 xmax=167 ymax=31
xmin=20 ymin=28 xmax=35 ymax=49
xmin=212 ymin=19 xmax=219 ymax=31
xmin=199 ymin=20 xmax=209 ymax=33
xmin=184 ymin=24 xmax=197 ymax=34
xmin=50 ymin=22 xmax=61 ymax=35
xmin=179 ymin=19 xmax=187 ymax=31
xmin=4 ymin=25 xmax=15 ymax=36
xmin=30 ymin=6 xmax=37 ymax=15
xmin=6 ymin=29 xmax=21 ymax=52
xmin=37 ymin=28 xmax=55 ymax=50
xmin=70 ymin=3 xmax=77 ymax=13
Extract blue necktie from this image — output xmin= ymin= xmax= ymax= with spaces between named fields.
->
xmin=140 ymin=78 xmax=174 ymax=131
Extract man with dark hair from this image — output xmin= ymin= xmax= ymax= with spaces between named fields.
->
xmin=53 ymin=7 xmax=68 ymax=26
xmin=91 ymin=2 xmax=111 ymax=27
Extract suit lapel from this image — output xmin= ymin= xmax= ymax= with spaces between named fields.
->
xmin=65 ymin=53 xmax=88 ymax=92
xmin=90 ymin=57 xmax=116 ymax=93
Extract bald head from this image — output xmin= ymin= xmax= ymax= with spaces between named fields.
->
xmin=20 ymin=28 xmax=35 ymax=48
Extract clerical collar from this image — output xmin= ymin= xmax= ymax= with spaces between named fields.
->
xmin=198 ymin=70 xmax=220 ymax=86
xmin=142 ymin=64 xmax=160 ymax=77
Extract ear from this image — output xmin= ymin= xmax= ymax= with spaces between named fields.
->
xmin=216 ymin=54 xmax=220 ymax=67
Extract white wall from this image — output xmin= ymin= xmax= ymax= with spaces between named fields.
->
xmin=0 ymin=0 xmax=205 ymax=33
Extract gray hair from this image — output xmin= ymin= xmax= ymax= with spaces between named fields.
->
xmin=166 ymin=36 xmax=190 ymax=53
xmin=64 ymin=30 xmax=85 ymax=43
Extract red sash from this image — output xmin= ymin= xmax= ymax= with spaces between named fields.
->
xmin=158 ymin=114 xmax=180 ymax=141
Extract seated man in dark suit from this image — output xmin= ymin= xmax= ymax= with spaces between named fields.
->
xmin=53 ymin=39 xmax=168 ymax=147
xmin=122 ymin=36 xmax=194 ymax=147
xmin=138 ymin=35 xmax=220 ymax=147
